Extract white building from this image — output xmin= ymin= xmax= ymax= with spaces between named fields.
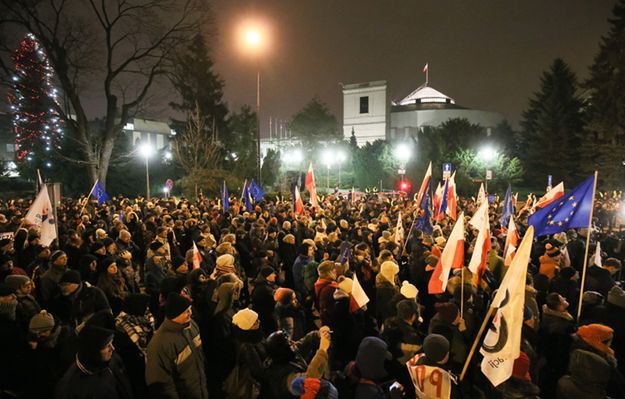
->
xmin=343 ymin=81 xmax=505 ymax=144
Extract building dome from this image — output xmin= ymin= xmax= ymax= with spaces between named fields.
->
xmin=397 ymin=85 xmax=455 ymax=106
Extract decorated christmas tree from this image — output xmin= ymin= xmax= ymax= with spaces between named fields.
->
xmin=7 ymin=33 xmax=63 ymax=179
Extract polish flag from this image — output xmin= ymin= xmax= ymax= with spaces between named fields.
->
xmin=429 ymin=212 xmax=465 ymax=294
xmin=504 ymin=216 xmax=519 ymax=266
xmin=445 ymin=171 xmax=457 ymax=221
xmin=305 ymin=162 xmax=319 ymax=208
xmin=349 ymin=273 xmax=370 ymax=313
xmin=433 ymin=181 xmax=444 ymax=218
xmin=294 ymin=186 xmax=305 ymax=215
xmin=468 ymin=201 xmax=492 ymax=283
xmin=192 ymin=241 xmax=203 ymax=270
xmin=416 ymin=162 xmax=432 ymax=209
xmin=534 ymin=182 xmax=564 ymax=209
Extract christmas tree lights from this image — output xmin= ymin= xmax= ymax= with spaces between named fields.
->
xmin=7 ymin=33 xmax=63 ymax=175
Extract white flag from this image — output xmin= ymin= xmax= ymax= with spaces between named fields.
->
xmin=24 ymin=186 xmax=57 ymax=246
xmin=594 ymin=242 xmax=602 ymax=267
xmin=480 ymin=226 xmax=534 ymax=387
xmin=477 ymin=183 xmax=486 ymax=205
xmin=395 ymin=212 xmax=405 ymax=243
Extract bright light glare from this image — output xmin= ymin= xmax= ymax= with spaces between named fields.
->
xmin=336 ymin=151 xmax=347 ymax=164
xmin=246 ymin=30 xmax=261 ymax=45
xmin=322 ymin=150 xmax=334 ymax=168
xmin=164 ymin=151 xmax=173 ymax=160
xmin=394 ymin=143 xmax=411 ymax=163
xmin=238 ymin=19 xmax=269 ymax=54
xmin=479 ymin=146 xmax=497 ymax=162
xmin=282 ymin=148 xmax=303 ymax=166
xmin=139 ymin=142 xmax=154 ymax=158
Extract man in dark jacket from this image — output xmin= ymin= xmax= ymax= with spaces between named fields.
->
xmin=51 ymin=270 xmax=110 ymax=328
xmin=55 ymin=324 xmax=134 ymax=399
xmin=145 ymin=292 xmax=208 ymax=399
xmin=585 ymin=257 xmax=620 ymax=297
xmin=251 ymin=265 xmax=278 ymax=335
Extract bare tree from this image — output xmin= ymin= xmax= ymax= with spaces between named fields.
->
xmin=173 ymin=103 xmax=222 ymax=197
xmin=0 ymin=0 xmax=209 ymax=187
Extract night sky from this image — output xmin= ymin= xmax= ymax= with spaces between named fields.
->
xmin=210 ymin=0 xmax=616 ymax=136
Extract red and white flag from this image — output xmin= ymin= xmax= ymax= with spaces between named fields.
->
xmin=477 ymin=183 xmax=486 ymax=205
xmin=504 ymin=216 xmax=519 ymax=266
xmin=445 ymin=171 xmax=457 ymax=221
xmin=305 ymin=162 xmax=319 ymax=208
xmin=428 ymin=212 xmax=465 ymax=294
xmin=468 ymin=201 xmax=491 ymax=282
xmin=192 ymin=241 xmax=203 ymax=270
xmin=433 ymin=181 xmax=444 ymax=217
xmin=416 ymin=162 xmax=432 ymax=208
xmin=534 ymin=182 xmax=564 ymax=209
xmin=349 ymin=273 xmax=370 ymax=313
xmin=294 ymin=186 xmax=305 ymax=215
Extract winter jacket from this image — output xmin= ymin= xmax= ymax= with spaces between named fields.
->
xmin=252 ymin=277 xmax=278 ymax=334
xmin=538 ymin=254 xmax=559 ymax=280
xmin=292 ymin=255 xmax=312 ymax=297
xmin=375 ymin=275 xmax=399 ymax=324
xmin=39 ymin=264 xmax=67 ymax=304
xmin=314 ymin=278 xmax=338 ymax=325
xmin=51 ymin=283 xmax=111 ymax=328
xmin=557 ymin=349 xmax=611 ymax=399
xmin=55 ymin=353 xmax=134 ymax=399
xmin=495 ymin=377 xmax=541 ymax=399
xmin=145 ymin=318 xmax=208 ymax=399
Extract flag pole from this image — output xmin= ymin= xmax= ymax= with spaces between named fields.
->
xmin=460 ymin=266 xmax=465 ymax=319
xmin=576 ymin=170 xmax=599 ymax=321
xmin=401 ymin=208 xmax=419 ymax=257
xmin=79 ymin=180 xmax=98 ymax=216
xmin=460 ymin=304 xmax=497 ymax=381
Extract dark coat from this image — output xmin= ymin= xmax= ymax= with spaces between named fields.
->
xmin=584 ymin=266 xmax=615 ymax=297
xmin=374 ymin=278 xmax=399 ymax=324
xmin=557 ymin=349 xmax=611 ymax=399
xmin=55 ymin=353 xmax=134 ymax=399
xmin=595 ymin=302 xmax=625 ymax=376
xmin=251 ymin=277 xmax=278 ymax=335
xmin=51 ymin=283 xmax=111 ymax=328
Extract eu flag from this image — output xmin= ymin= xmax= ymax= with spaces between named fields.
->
xmin=93 ymin=180 xmax=109 ymax=206
xmin=242 ymin=181 xmax=253 ymax=211
xmin=528 ymin=174 xmax=596 ymax=237
xmin=415 ymin=179 xmax=434 ymax=234
xmin=221 ymin=181 xmax=229 ymax=213
xmin=249 ymin=179 xmax=264 ymax=202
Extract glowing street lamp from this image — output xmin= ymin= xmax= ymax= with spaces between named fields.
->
xmin=394 ymin=142 xmax=412 ymax=186
xmin=139 ymin=142 xmax=154 ymax=199
xmin=478 ymin=145 xmax=498 ymax=192
xmin=322 ymin=150 xmax=334 ymax=190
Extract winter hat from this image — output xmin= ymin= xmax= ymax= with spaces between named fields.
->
xmin=260 ymin=266 xmax=276 ymax=279
xmin=4 ymin=275 xmax=29 ymax=292
xmin=435 ymin=302 xmax=459 ymax=324
xmin=512 ymin=351 xmax=531 ymax=382
xmin=274 ymin=287 xmax=295 ymax=305
xmin=282 ymin=234 xmax=296 ymax=244
xmin=172 ymin=256 xmax=186 ymax=271
xmin=77 ymin=324 xmax=115 ymax=367
xmin=149 ymin=241 xmax=164 ymax=251
xmin=290 ymin=376 xmax=339 ymax=399
xmin=577 ymin=324 xmax=615 ymax=356
xmin=91 ymin=241 xmax=105 ymax=252
xmin=317 ymin=261 xmax=336 ymax=280
xmin=102 ymin=237 xmax=115 ymax=248
xmin=160 ymin=277 xmax=186 ymax=296
xmin=545 ymin=243 xmax=560 ymax=257
xmin=608 ymin=285 xmax=625 ymax=309
xmin=50 ymin=250 xmax=66 ymax=264
xmin=122 ymin=293 xmax=151 ymax=316
xmin=59 ymin=270 xmax=81 ymax=285
xmin=396 ymin=299 xmax=418 ymax=320
xmin=553 ymin=232 xmax=568 ymax=246
xmin=232 ymin=308 xmax=259 ymax=330
xmin=583 ymin=291 xmax=605 ymax=306
xmin=380 ymin=261 xmax=399 ymax=284
xmin=423 ymin=334 xmax=450 ymax=363
xmin=559 ymin=267 xmax=576 ymax=280
xmin=164 ymin=292 xmax=192 ymax=320
xmin=80 ymin=254 xmax=98 ymax=269
xmin=215 ymin=254 xmax=236 ymax=275
xmin=400 ymin=281 xmax=418 ymax=299
xmin=0 ymin=282 xmax=13 ymax=297
xmin=29 ymin=310 xmax=55 ymax=332
xmin=337 ymin=277 xmax=353 ymax=294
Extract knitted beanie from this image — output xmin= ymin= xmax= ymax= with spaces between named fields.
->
xmin=380 ymin=261 xmax=399 ymax=284
xmin=400 ymin=280 xmax=418 ymax=299
xmin=577 ymin=324 xmax=614 ymax=356
xmin=164 ymin=292 xmax=192 ymax=320
xmin=59 ymin=270 xmax=81 ymax=285
xmin=29 ymin=310 xmax=55 ymax=332
xmin=273 ymin=287 xmax=295 ymax=305
xmin=215 ymin=254 xmax=236 ymax=275
xmin=232 ymin=308 xmax=258 ymax=330
xmin=290 ymin=377 xmax=338 ymax=399
xmin=4 ymin=275 xmax=29 ymax=292
xmin=512 ymin=351 xmax=531 ymax=382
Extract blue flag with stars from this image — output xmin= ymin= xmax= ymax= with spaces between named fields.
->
xmin=249 ymin=179 xmax=264 ymax=202
xmin=528 ymin=174 xmax=595 ymax=237
xmin=415 ymin=179 xmax=434 ymax=234
xmin=500 ymin=184 xmax=514 ymax=227
xmin=93 ymin=180 xmax=109 ymax=206
xmin=242 ymin=181 xmax=253 ymax=211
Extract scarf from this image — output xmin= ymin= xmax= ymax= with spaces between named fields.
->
xmin=115 ymin=310 xmax=155 ymax=357
xmin=0 ymin=299 xmax=17 ymax=321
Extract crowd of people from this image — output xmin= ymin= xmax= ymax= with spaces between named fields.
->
xmin=0 ymin=189 xmax=624 ymax=399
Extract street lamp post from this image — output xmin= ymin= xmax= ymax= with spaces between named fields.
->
xmin=139 ymin=142 xmax=153 ymax=199
xmin=336 ymin=151 xmax=346 ymax=189
xmin=479 ymin=145 xmax=497 ymax=193
xmin=394 ymin=142 xmax=412 ymax=189
xmin=322 ymin=150 xmax=333 ymax=191
xmin=244 ymin=29 xmax=263 ymax=184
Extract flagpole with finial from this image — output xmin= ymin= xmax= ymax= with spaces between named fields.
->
xmin=424 ymin=62 xmax=429 ymax=86
xmin=576 ymin=170 xmax=599 ymax=320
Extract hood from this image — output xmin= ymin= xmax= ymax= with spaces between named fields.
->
xmin=355 ymin=337 xmax=389 ymax=381
xmin=568 ymin=349 xmax=611 ymax=385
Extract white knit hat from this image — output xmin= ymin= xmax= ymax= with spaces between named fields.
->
xmin=400 ymin=281 xmax=418 ymax=299
xmin=232 ymin=308 xmax=258 ymax=330
xmin=380 ymin=261 xmax=399 ymax=283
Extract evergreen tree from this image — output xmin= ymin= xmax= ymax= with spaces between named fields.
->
xmin=520 ymin=58 xmax=584 ymax=185
xmin=584 ymin=0 xmax=625 ymax=187
xmin=261 ymin=148 xmax=281 ymax=188
xmin=290 ymin=97 xmax=340 ymax=149
xmin=169 ymin=33 xmax=228 ymax=137
xmin=7 ymin=33 xmax=64 ymax=181
xmin=226 ymin=106 xmax=258 ymax=181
